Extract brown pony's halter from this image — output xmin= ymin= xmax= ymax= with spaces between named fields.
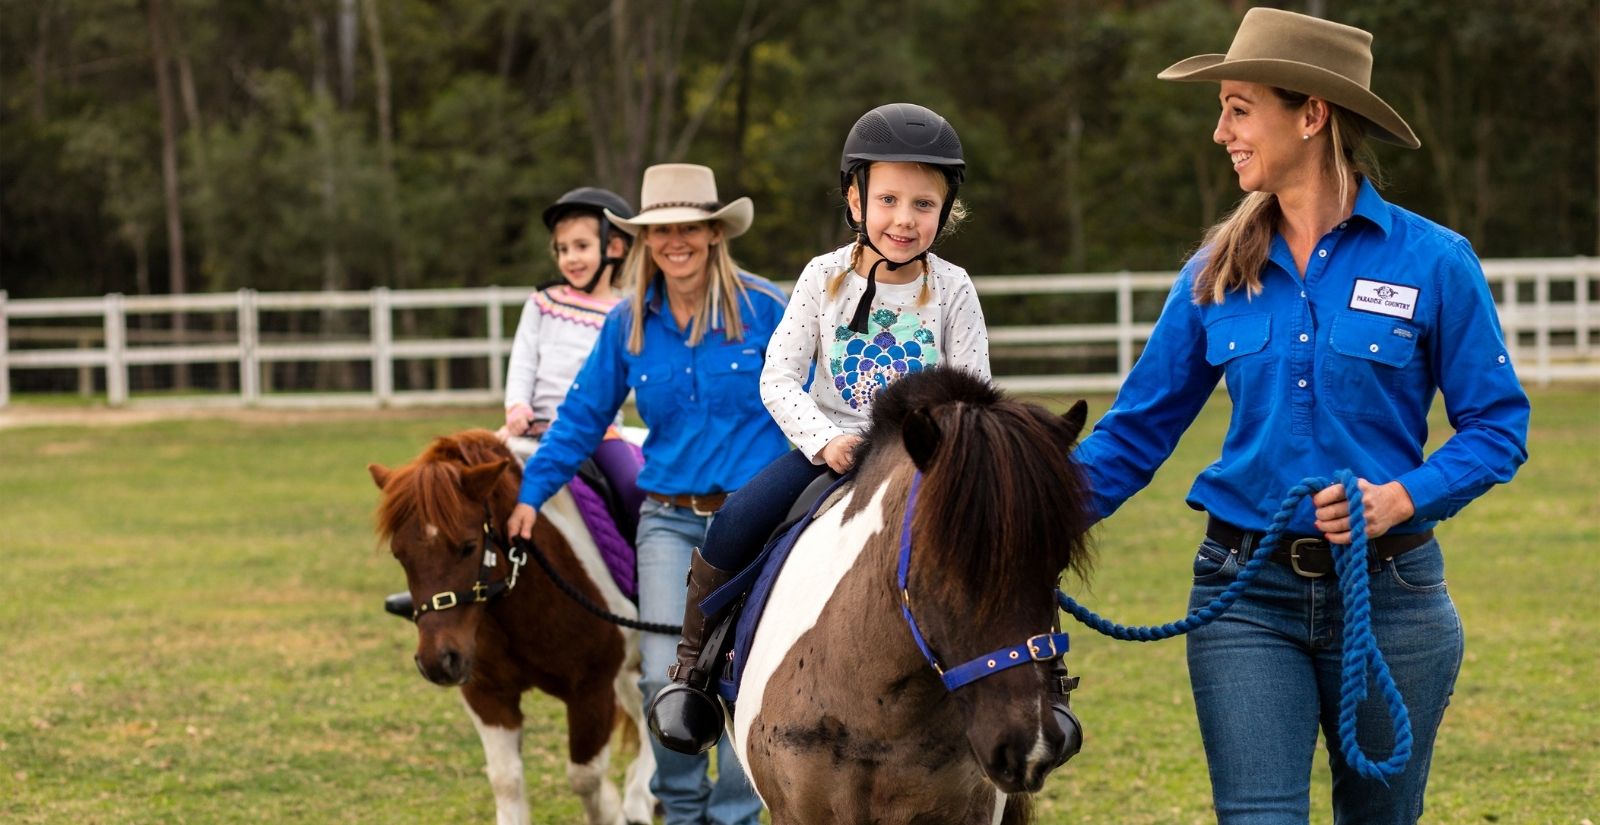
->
xmin=411 ymin=503 xmax=526 ymax=621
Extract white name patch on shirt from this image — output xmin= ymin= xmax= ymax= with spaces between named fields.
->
xmin=1349 ymin=279 xmax=1419 ymax=320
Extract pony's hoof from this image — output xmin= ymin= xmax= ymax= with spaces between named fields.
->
xmin=647 ymin=683 xmax=724 ymax=755
xmin=1051 ymin=703 xmax=1083 ymax=768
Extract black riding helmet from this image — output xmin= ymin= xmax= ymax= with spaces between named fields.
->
xmin=838 ymin=103 xmax=965 ymax=332
xmin=541 ymin=187 xmax=636 ymax=293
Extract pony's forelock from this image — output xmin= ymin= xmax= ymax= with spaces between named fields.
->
xmin=375 ymin=430 xmax=517 ymax=543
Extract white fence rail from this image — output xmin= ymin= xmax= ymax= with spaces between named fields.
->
xmin=1 ymin=258 xmax=1595 ymax=409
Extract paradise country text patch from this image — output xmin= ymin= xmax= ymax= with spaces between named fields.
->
xmin=1348 ymin=278 xmax=1419 ymax=320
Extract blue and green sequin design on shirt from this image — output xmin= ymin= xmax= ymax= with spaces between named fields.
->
xmin=829 ymin=306 xmax=937 ymax=410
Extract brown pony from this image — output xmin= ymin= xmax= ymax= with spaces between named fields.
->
xmin=730 ymin=368 xmax=1094 ymax=824
xmin=370 ymin=429 xmax=654 ymax=825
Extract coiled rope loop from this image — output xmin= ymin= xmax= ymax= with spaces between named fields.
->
xmin=1057 ymin=470 xmax=1413 ymax=781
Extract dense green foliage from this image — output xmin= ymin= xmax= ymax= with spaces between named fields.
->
xmin=2 ymin=0 xmax=1596 ymax=301
xmin=0 ymin=388 xmax=1594 ymax=822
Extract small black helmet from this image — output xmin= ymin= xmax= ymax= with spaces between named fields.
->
xmin=839 ymin=102 xmax=965 ymax=194
xmin=540 ymin=187 xmax=635 ymax=293
xmin=541 ymin=186 xmax=635 ymax=230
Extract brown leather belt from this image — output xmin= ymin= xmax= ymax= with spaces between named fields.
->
xmin=647 ymin=492 xmax=729 ymax=516
xmin=1206 ymin=517 xmax=1434 ymax=578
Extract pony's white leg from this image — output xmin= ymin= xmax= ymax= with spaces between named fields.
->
xmin=463 ymin=699 xmax=529 ymax=825
xmin=567 ymin=745 xmax=623 ymax=825
xmin=614 ymin=630 xmax=657 ymax=824
xmin=990 ymin=790 xmax=1007 ymax=825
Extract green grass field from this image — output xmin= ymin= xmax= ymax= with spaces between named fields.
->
xmin=1 ymin=388 xmax=1595 ymax=823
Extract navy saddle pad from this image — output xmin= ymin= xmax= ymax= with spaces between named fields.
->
xmin=701 ymin=473 xmax=854 ymax=704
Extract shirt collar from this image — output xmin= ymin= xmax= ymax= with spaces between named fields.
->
xmin=1349 ymin=175 xmax=1392 ymax=237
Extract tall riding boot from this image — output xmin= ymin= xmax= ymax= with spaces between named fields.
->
xmin=648 ymin=549 xmax=737 ymax=755
xmin=1048 ymin=657 xmax=1084 ymax=768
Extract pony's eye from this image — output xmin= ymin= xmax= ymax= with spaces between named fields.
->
xmin=458 ymin=542 xmax=476 ymax=559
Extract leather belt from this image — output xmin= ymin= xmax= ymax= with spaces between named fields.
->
xmin=1205 ymin=517 xmax=1434 ymax=578
xmin=648 ymin=491 xmax=728 ymax=517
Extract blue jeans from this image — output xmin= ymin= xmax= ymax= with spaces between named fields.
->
xmin=700 ymin=449 xmax=830 ymax=571
xmin=637 ymin=498 xmax=763 ymax=825
xmin=1185 ymin=534 xmax=1463 ymax=824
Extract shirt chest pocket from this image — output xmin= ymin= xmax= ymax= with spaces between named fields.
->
xmin=1204 ymin=312 xmax=1275 ymax=423
xmin=1322 ymin=312 xmax=1421 ymax=418
xmin=704 ymin=348 xmax=765 ymax=410
xmin=627 ymin=364 xmax=679 ymax=422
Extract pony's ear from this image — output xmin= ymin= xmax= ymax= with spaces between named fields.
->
xmin=368 ymin=463 xmax=392 ymax=489
xmin=460 ymin=459 xmax=511 ymax=500
xmin=1060 ymin=399 xmax=1089 ymax=444
xmin=903 ymin=407 xmax=942 ymax=472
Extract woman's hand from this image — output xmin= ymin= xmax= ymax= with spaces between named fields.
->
xmin=504 ymin=403 xmax=535 ymax=436
xmin=508 ymin=503 xmax=538 ymax=540
xmin=1312 ymin=478 xmax=1416 ymax=544
xmin=819 ymin=435 xmax=862 ymax=474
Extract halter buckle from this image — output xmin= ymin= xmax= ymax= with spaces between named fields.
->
xmin=430 ymin=592 xmax=458 ymax=611
xmin=1027 ymin=634 xmax=1061 ymax=661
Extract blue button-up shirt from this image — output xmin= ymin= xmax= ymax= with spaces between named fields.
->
xmin=519 ymin=273 xmax=792 ymax=509
xmin=1076 ymin=178 xmax=1530 ymax=535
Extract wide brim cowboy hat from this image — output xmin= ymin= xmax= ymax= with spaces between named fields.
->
xmin=605 ymin=163 xmax=754 ymax=239
xmin=1157 ymin=7 xmax=1420 ymax=149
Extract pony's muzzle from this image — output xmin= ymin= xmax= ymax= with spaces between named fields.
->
xmin=985 ymin=720 xmax=1064 ymax=794
xmin=415 ymin=647 xmax=470 ymax=686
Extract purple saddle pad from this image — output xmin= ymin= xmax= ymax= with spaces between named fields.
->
xmin=567 ymin=475 xmax=637 ymax=602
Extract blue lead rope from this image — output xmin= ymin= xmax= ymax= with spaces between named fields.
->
xmin=1057 ymin=470 xmax=1413 ymax=782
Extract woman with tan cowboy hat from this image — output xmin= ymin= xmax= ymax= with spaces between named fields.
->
xmin=510 ymin=163 xmax=786 ymax=825
xmin=1072 ymin=8 xmax=1529 ymax=822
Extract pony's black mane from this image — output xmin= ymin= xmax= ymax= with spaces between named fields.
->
xmin=856 ymin=367 xmax=1094 ymax=623
xmin=853 ymin=367 xmax=1004 ymax=469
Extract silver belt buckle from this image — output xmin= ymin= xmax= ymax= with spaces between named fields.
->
xmin=1289 ymin=538 xmax=1327 ymax=578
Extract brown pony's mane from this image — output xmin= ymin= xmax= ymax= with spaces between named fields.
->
xmin=376 ymin=429 xmax=518 ymax=542
xmin=857 ymin=368 xmax=1094 ymax=625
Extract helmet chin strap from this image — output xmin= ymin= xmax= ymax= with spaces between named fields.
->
xmin=845 ymin=165 xmax=956 ymax=334
xmin=572 ymin=222 xmax=626 ymax=294
xmin=847 ymin=243 xmax=924 ymax=334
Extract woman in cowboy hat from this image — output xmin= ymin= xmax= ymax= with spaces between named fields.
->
xmin=1072 ymin=8 xmax=1528 ymax=823
xmin=509 ymin=163 xmax=786 ymax=825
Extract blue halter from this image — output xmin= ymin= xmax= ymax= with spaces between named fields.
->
xmin=897 ymin=471 xmax=1071 ymax=692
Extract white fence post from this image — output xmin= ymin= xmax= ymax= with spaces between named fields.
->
xmin=238 ymin=289 xmax=260 ymax=405
xmin=1116 ymin=271 xmax=1134 ymax=382
xmin=0 ymin=290 xmax=9 ymax=409
xmin=1576 ymin=267 xmax=1592 ymax=359
xmin=487 ymin=287 xmax=505 ymax=399
xmin=372 ymin=287 xmax=393 ymax=406
xmin=1534 ymin=272 xmax=1551 ymax=388
xmin=105 ymin=293 xmax=128 ymax=406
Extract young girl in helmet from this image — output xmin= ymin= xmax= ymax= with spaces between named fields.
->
xmin=501 ymin=187 xmax=646 ymax=534
xmin=648 ymin=104 xmax=1089 ymax=761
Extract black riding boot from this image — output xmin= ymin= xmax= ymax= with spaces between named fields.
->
xmin=1048 ymin=657 xmax=1084 ymax=768
xmin=647 ymin=549 xmax=737 ymax=755
xmin=383 ymin=591 xmax=414 ymax=620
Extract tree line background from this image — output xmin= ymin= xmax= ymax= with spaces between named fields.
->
xmin=3 ymin=0 xmax=1596 ymax=306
